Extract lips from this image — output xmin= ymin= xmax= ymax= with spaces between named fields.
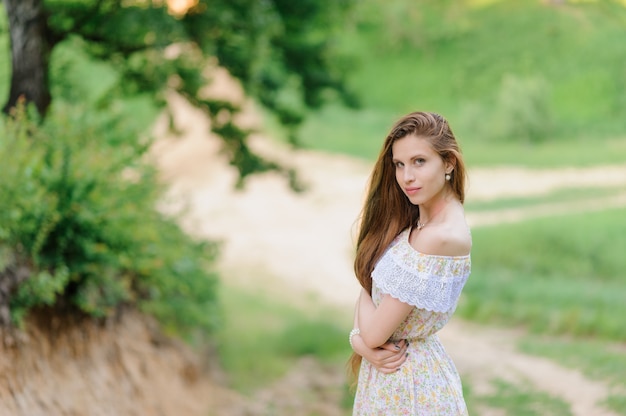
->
xmin=405 ymin=187 xmax=420 ymax=195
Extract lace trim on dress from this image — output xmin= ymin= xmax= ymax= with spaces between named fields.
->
xmin=371 ymin=230 xmax=471 ymax=313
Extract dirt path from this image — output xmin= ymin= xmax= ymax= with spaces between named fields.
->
xmin=151 ymin=93 xmax=626 ymax=415
xmin=440 ymin=320 xmax=624 ymax=416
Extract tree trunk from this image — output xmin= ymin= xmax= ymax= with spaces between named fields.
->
xmin=0 ymin=262 xmax=31 ymax=326
xmin=2 ymin=0 xmax=51 ymax=116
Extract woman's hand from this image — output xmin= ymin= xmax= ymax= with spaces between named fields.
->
xmin=352 ymin=291 xmax=409 ymax=374
xmin=354 ymin=338 xmax=409 ymax=374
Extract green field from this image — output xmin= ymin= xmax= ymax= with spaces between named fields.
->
xmin=261 ymin=0 xmax=626 ymax=168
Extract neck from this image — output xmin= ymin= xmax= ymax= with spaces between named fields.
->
xmin=419 ymin=191 xmax=451 ymax=219
xmin=418 ymin=191 xmax=458 ymax=227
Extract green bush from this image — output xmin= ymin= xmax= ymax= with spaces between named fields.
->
xmin=489 ymin=74 xmax=553 ymax=143
xmin=0 ymin=103 xmax=219 ymax=338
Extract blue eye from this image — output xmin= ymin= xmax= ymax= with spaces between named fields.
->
xmin=415 ymin=158 xmax=425 ymax=165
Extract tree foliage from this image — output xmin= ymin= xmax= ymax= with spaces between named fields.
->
xmin=3 ymin=0 xmax=357 ymax=182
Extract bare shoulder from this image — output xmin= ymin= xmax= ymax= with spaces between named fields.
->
xmin=420 ymin=220 xmax=472 ymax=257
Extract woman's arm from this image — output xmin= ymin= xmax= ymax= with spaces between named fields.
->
xmin=357 ymin=288 xmax=413 ymax=349
xmin=350 ymin=295 xmax=408 ymax=373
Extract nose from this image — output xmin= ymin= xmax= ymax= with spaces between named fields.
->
xmin=403 ymin=167 xmax=415 ymax=183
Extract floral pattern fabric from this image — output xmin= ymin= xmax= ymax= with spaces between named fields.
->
xmin=353 ymin=228 xmax=471 ymax=415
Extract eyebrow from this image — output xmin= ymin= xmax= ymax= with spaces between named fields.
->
xmin=391 ymin=154 xmax=427 ymax=163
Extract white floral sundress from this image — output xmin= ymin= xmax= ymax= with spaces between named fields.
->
xmin=353 ymin=228 xmax=471 ymax=415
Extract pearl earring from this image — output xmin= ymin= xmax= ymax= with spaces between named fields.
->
xmin=445 ymin=173 xmax=451 ymax=181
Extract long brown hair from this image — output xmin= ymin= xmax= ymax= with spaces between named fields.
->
xmin=347 ymin=111 xmax=467 ymax=382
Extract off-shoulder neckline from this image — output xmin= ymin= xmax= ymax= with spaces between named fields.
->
xmin=402 ymin=227 xmax=471 ymax=259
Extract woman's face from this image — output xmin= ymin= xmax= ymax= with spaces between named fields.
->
xmin=391 ymin=134 xmax=450 ymax=206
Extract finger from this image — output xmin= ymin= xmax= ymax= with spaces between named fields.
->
xmin=378 ymin=346 xmax=408 ymax=364
xmin=379 ymin=342 xmax=402 ymax=352
xmin=386 ymin=352 xmax=409 ymax=369
xmin=377 ymin=353 xmax=401 ymax=365
xmin=380 ymin=343 xmax=408 ymax=358
xmin=374 ymin=348 xmax=401 ymax=362
xmin=380 ymin=339 xmax=409 ymax=353
xmin=377 ymin=363 xmax=404 ymax=374
xmin=376 ymin=351 xmax=408 ymax=370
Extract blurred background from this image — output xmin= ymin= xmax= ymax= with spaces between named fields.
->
xmin=1 ymin=0 xmax=625 ymax=415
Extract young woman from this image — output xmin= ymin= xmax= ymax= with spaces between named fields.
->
xmin=348 ymin=112 xmax=471 ymax=415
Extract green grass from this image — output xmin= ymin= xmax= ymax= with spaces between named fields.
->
xmin=291 ymin=105 xmax=626 ymax=167
xmin=214 ymin=283 xmax=351 ymax=394
xmin=457 ymin=207 xmax=626 ymax=341
xmin=292 ymin=105 xmax=397 ymax=160
xmin=519 ymin=336 xmax=626 ymax=414
xmin=462 ymin=136 xmax=626 ymax=168
xmin=283 ymin=0 xmax=626 ymax=166
xmin=479 ymin=379 xmax=573 ymax=416
xmin=466 ymin=185 xmax=626 ymax=212
xmin=470 ymin=207 xmax=626 ymax=282
xmin=605 ymin=395 xmax=626 ymax=415
xmin=519 ymin=336 xmax=626 ymax=389
xmin=461 ymin=382 xmax=479 ymax=416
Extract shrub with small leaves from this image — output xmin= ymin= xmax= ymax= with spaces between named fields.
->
xmin=0 ymin=103 xmax=219 ymax=338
